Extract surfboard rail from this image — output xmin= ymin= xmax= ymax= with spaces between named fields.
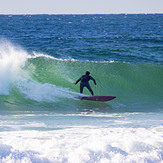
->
xmin=79 ymin=96 xmax=116 ymax=102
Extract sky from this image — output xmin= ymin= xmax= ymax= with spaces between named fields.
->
xmin=0 ymin=0 xmax=163 ymax=14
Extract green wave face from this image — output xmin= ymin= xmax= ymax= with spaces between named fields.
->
xmin=0 ymin=45 xmax=163 ymax=112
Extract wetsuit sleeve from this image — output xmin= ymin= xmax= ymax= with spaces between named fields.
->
xmin=75 ymin=77 xmax=81 ymax=85
xmin=90 ymin=76 xmax=96 ymax=85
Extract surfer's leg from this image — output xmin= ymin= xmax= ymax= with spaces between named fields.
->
xmin=80 ymin=83 xmax=84 ymax=93
xmin=86 ymin=84 xmax=94 ymax=95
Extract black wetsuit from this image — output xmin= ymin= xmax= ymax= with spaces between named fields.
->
xmin=75 ymin=75 xmax=96 ymax=95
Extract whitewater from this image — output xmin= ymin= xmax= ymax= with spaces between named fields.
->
xmin=0 ymin=14 xmax=163 ymax=163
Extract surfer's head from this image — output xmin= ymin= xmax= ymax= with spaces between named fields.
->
xmin=85 ymin=71 xmax=90 ymax=75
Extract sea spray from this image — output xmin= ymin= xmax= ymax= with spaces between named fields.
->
xmin=0 ymin=40 xmax=28 ymax=95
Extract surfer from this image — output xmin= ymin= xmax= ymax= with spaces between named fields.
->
xmin=73 ymin=71 xmax=97 ymax=95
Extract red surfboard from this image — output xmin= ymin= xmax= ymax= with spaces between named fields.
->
xmin=80 ymin=96 xmax=116 ymax=102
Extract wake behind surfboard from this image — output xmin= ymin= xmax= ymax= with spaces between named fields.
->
xmin=79 ymin=96 xmax=116 ymax=102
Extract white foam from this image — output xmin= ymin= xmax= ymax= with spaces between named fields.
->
xmin=17 ymin=79 xmax=77 ymax=102
xmin=0 ymin=126 xmax=162 ymax=163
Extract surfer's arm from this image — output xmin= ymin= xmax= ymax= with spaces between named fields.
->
xmin=74 ymin=77 xmax=81 ymax=85
xmin=90 ymin=76 xmax=97 ymax=86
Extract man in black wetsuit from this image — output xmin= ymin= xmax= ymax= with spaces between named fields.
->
xmin=74 ymin=71 xmax=97 ymax=96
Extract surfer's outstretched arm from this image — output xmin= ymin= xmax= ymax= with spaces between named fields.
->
xmin=73 ymin=77 xmax=81 ymax=85
xmin=90 ymin=76 xmax=97 ymax=88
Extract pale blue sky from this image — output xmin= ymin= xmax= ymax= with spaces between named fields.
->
xmin=0 ymin=0 xmax=163 ymax=14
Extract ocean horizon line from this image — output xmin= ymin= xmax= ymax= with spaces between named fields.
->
xmin=0 ymin=13 xmax=162 ymax=16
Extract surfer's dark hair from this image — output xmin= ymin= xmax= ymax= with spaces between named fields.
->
xmin=85 ymin=71 xmax=90 ymax=75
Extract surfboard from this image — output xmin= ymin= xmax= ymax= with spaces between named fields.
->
xmin=79 ymin=96 xmax=116 ymax=102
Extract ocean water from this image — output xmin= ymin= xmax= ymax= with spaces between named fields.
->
xmin=0 ymin=14 xmax=163 ymax=163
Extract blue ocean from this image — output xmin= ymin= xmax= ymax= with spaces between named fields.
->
xmin=0 ymin=14 xmax=163 ymax=163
